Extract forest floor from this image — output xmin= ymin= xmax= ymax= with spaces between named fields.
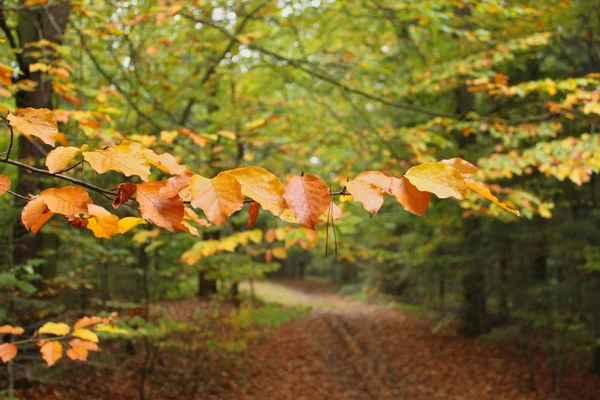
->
xmin=15 ymin=280 xmax=600 ymax=400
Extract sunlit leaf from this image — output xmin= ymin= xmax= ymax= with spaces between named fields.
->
xmin=189 ymin=173 xmax=244 ymax=226
xmin=7 ymin=108 xmax=58 ymax=146
xmin=404 ymin=162 xmax=467 ymax=199
xmin=282 ymin=174 xmax=330 ymax=229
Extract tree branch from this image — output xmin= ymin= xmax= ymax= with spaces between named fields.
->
xmin=0 ymin=158 xmax=116 ymax=196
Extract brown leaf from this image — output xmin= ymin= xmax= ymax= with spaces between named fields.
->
xmin=390 ymin=176 xmax=431 ymax=217
xmin=136 ymin=181 xmax=184 ymax=232
xmin=40 ymin=341 xmax=62 ymax=367
xmin=189 ymin=173 xmax=244 ymax=226
xmin=247 ymin=202 xmax=260 ymax=228
xmin=0 ymin=343 xmax=17 ymax=363
xmin=344 ymin=179 xmax=385 ymax=215
xmin=7 ymin=108 xmax=58 ymax=146
xmin=0 ymin=325 xmax=24 ymax=335
xmin=112 ymin=183 xmax=137 ymax=210
xmin=0 ymin=174 xmax=10 ymax=196
xmin=64 ymin=215 xmax=88 ymax=228
xmin=282 ymin=174 xmax=330 ymax=229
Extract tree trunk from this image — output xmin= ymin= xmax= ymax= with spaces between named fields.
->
xmin=11 ymin=1 xmax=71 ymax=280
xmin=462 ymin=218 xmax=489 ymax=336
xmin=197 ymin=270 xmax=217 ymax=297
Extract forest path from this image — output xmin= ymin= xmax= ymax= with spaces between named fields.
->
xmin=223 ymin=280 xmax=599 ymax=400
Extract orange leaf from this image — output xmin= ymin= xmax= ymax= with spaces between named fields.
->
xmin=179 ymin=220 xmax=200 ymax=236
xmin=0 ymin=325 xmax=24 ymax=335
xmin=247 ymin=202 xmax=260 ymax=228
xmin=144 ymin=149 xmax=190 ymax=175
xmin=74 ymin=316 xmax=106 ymax=330
xmin=7 ymin=108 xmax=58 ymax=146
xmin=282 ymin=174 xmax=330 ymax=229
xmin=184 ymin=207 xmax=211 ymax=227
xmin=265 ymin=228 xmax=276 ymax=243
xmin=0 ymin=174 xmax=10 ymax=196
xmin=189 ymin=173 xmax=244 ymax=226
xmin=225 ymin=166 xmax=287 ymax=216
xmin=45 ymin=146 xmax=82 ymax=173
xmin=390 ymin=177 xmax=430 ymax=217
xmin=66 ymin=338 xmax=99 ymax=361
xmin=40 ymin=341 xmax=62 ymax=367
xmin=42 ymin=186 xmax=92 ymax=216
xmin=344 ymin=179 xmax=384 ymax=215
xmin=136 ymin=181 xmax=184 ymax=232
xmin=467 ymin=179 xmax=521 ymax=217
xmin=83 ymin=141 xmax=151 ymax=181
xmin=265 ymin=249 xmax=274 ymax=263
xmin=21 ymin=196 xmax=54 ymax=233
xmin=112 ymin=183 xmax=137 ymax=209
xmin=354 ymin=171 xmax=394 ymax=194
xmin=159 ymin=173 xmax=192 ymax=199
xmin=0 ymin=343 xmax=17 ymax=363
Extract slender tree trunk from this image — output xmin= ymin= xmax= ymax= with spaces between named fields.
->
xmin=197 ymin=269 xmax=217 ymax=297
xmin=462 ymin=217 xmax=489 ymax=336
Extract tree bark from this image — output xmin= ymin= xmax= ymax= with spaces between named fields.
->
xmin=11 ymin=1 xmax=71 ymax=280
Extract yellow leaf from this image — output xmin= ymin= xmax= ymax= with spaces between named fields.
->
xmin=272 ymin=247 xmax=287 ymax=259
xmin=38 ymin=322 xmax=70 ymax=336
xmin=217 ymin=130 xmax=237 ymax=140
xmin=71 ymin=329 xmax=99 ymax=343
xmin=160 ymin=130 xmax=178 ymax=144
xmin=7 ymin=108 xmax=58 ymax=146
xmin=46 ymin=146 xmax=83 ymax=173
xmin=117 ymin=217 xmax=147 ymax=234
xmin=40 ymin=341 xmax=62 ymax=366
xmin=86 ymin=204 xmax=119 ymax=239
xmin=440 ymin=158 xmax=478 ymax=178
xmin=83 ymin=141 xmax=151 ymax=181
xmin=248 ymin=229 xmax=263 ymax=243
xmin=225 ymin=167 xmax=287 ymax=216
xmin=404 ymin=162 xmax=468 ymax=199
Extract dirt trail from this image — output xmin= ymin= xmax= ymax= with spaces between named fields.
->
xmin=15 ymin=280 xmax=600 ymax=400
xmin=220 ymin=280 xmax=600 ymax=400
